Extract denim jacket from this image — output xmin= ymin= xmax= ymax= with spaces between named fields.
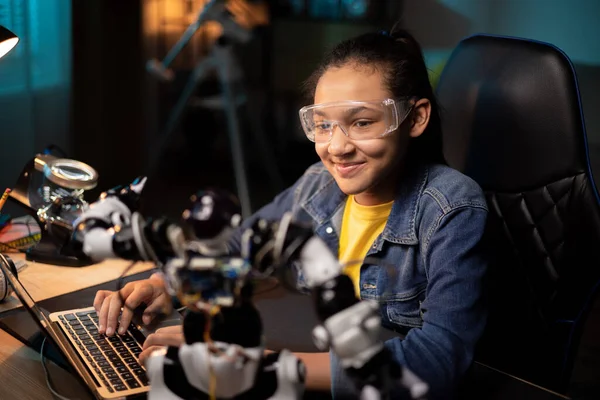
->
xmin=227 ymin=162 xmax=488 ymax=399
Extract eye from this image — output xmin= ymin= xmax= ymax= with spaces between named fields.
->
xmin=315 ymin=121 xmax=333 ymax=131
xmin=354 ymin=120 xmax=373 ymax=128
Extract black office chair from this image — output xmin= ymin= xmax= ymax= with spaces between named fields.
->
xmin=436 ymin=34 xmax=600 ymax=394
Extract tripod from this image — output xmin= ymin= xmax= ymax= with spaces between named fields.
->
xmin=147 ymin=0 xmax=282 ymax=218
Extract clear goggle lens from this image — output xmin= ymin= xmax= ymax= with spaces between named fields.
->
xmin=299 ymin=98 xmax=413 ymax=142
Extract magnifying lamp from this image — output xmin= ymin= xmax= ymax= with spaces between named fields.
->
xmin=8 ymin=153 xmax=99 ymax=267
xmin=0 ymin=25 xmax=19 ymax=59
xmin=39 ymin=156 xmax=99 ymax=191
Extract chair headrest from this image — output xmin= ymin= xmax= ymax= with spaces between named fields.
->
xmin=437 ymin=34 xmax=589 ymax=192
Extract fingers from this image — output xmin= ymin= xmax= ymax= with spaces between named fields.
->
xmin=141 ymin=293 xmax=173 ymax=325
xmin=97 ymin=292 xmax=119 ymax=335
xmin=155 ymin=325 xmax=183 ymax=335
xmin=94 ymin=278 xmax=170 ymax=336
xmin=118 ymin=283 xmax=154 ymax=333
xmin=106 ymin=293 xmax=125 ymax=336
xmin=93 ymin=290 xmax=111 ymax=313
xmin=139 ymin=345 xmax=165 ymax=366
xmin=142 ymin=329 xmax=184 ymax=350
xmin=138 ymin=327 xmax=184 ymax=366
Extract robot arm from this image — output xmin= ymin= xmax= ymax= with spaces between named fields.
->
xmin=244 ymin=213 xmax=428 ymax=400
xmin=71 ymin=177 xmax=187 ymax=264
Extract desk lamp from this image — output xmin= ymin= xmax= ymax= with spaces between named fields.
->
xmin=0 ymin=25 xmax=19 ymax=59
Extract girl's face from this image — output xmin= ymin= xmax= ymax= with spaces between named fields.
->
xmin=313 ymin=64 xmax=429 ymax=205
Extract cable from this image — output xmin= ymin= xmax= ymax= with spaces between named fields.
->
xmin=40 ymin=337 xmax=74 ymax=400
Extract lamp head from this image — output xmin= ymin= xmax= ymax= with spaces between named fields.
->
xmin=0 ymin=25 xmax=19 ymax=59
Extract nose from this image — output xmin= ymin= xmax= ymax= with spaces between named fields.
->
xmin=327 ymin=124 xmax=354 ymax=156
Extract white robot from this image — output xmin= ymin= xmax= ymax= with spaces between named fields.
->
xmin=71 ymin=177 xmax=428 ymax=400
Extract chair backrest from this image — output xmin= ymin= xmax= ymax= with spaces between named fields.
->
xmin=436 ymin=33 xmax=600 ymax=393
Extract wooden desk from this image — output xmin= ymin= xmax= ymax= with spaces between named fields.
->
xmin=0 ymin=327 xmax=92 ymax=399
xmin=0 ymin=252 xmax=156 ymax=314
xmin=0 ymin=254 xmax=572 ymax=400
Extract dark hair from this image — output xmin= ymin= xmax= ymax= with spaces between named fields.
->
xmin=303 ymin=28 xmax=446 ymax=167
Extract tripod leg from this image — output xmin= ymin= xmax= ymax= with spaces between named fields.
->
xmin=219 ymin=70 xmax=253 ymax=218
xmin=147 ymin=58 xmax=215 ymax=177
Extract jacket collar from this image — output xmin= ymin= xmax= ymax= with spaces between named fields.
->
xmin=301 ymin=164 xmax=429 ymax=245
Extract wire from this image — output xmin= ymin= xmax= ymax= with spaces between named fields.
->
xmin=40 ymin=337 xmax=74 ymax=400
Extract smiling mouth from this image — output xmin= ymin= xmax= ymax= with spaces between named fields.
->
xmin=333 ymin=162 xmax=366 ymax=177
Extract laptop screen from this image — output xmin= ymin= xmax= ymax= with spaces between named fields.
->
xmin=0 ymin=253 xmax=60 ymax=339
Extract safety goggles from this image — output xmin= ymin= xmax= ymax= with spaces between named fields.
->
xmin=299 ymin=98 xmax=414 ymax=143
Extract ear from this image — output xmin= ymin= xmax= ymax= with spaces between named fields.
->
xmin=409 ymin=98 xmax=431 ymax=138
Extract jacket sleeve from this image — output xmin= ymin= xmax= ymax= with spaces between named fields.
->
xmin=384 ymin=205 xmax=488 ymax=399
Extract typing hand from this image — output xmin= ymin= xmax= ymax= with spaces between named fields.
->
xmin=139 ymin=325 xmax=184 ymax=365
xmin=94 ymin=273 xmax=172 ymax=336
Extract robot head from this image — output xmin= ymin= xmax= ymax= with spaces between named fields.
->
xmin=182 ymin=188 xmax=242 ymax=240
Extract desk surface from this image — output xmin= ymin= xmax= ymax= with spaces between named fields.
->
xmin=0 ymin=252 xmax=156 ymax=314
xmin=0 ymin=327 xmax=91 ymax=399
xmin=0 ymin=254 xmax=571 ymax=400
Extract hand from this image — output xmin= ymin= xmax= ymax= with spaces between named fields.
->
xmin=139 ymin=325 xmax=184 ymax=365
xmin=94 ymin=273 xmax=171 ymax=336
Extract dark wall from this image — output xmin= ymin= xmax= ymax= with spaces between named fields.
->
xmin=71 ymin=0 xmax=146 ymax=196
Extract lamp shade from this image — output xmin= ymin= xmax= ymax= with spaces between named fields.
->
xmin=0 ymin=25 xmax=19 ymax=59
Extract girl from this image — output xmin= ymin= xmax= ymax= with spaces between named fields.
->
xmin=95 ymin=28 xmax=488 ymax=399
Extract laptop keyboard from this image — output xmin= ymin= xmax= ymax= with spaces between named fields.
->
xmin=58 ymin=310 xmax=149 ymax=393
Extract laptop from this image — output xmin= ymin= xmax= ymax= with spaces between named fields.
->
xmin=0 ymin=253 xmax=183 ymax=399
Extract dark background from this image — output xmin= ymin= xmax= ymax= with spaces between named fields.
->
xmin=0 ymin=0 xmax=599 ymax=395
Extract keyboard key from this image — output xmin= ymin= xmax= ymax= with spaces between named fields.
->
xmin=114 ymin=385 xmax=127 ymax=392
xmin=123 ymin=357 xmax=137 ymax=365
xmin=139 ymin=375 xmax=149 ymax=386
xmin=110 ymin=378 xmax=123 ymax=386
xmin=99 ymin=345 xmax=112 ymax=353
xmin=65 ymin=314 xmax=77 ymax=321
xmin=116 ymin=367 xmax=128 ymax=374
xmin=125 ymin=379 xmax=140 ymax=389
xmin=108 ymin=355 xmax=121 ymax=364
xmin=93 ymin=355 xmax=106 ymax=362
xmin=102 ymin=365 xmax=115 ymax=374
xmin=132 ymin=368 xmax=145 ymax=376
xmin=121 ymin=373 xmax=133 ymax=381
xmin=76 ymin=311 xmax=93 ymax=317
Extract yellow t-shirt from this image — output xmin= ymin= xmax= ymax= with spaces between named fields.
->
xmin=339 ymin=195 xmax=394 ymax=298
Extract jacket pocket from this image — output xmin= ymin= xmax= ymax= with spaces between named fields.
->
xmin=383 ymin=283 xmax=427 ymax=329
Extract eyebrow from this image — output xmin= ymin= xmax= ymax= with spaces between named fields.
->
xmin=314 ymin=106 xmax=374 ymax=119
